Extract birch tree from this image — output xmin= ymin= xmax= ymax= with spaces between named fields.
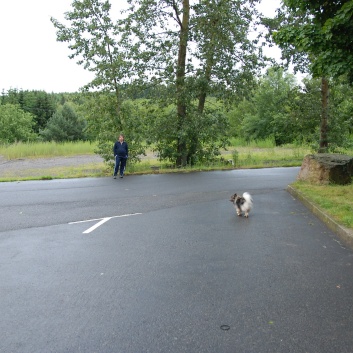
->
xmin=51 ymin=0 xmax=144 ymax=163
xmin=122 ymin=0 xmax=262 ymax=166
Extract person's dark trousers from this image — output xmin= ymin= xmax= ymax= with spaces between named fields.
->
xmin=114 ymin=156 xmax=127 ymax=176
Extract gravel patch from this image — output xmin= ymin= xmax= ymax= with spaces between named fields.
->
xmin=0 ymin=155 xmax=105 ymax=178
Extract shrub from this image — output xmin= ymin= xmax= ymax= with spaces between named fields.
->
xmin=0 ymin=104 xmax=36 ymax=143
xmin=40 ymin=104 xmax=86 ymax=142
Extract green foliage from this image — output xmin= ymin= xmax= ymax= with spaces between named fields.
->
xmin=28 ymin=91 xmax=57 ymax=132
xmin=327 ymin=80 xmax=353 ymax=150
xmin=51 ymin=0 xmax=145 ymax=165
xmin=83 ymin=93 xmax=146 ymax=166
xmin=236 ymin=68 xmax=301 ymax=144
xmin=229 ymin=137 xmax=277 ymax=148
xmin=228 ymin=70 xmax=353 ymax=149
xmin=1 ymin=89 xmax=56 ymax=132
xmin=0 ymin=104 xmax=36 ymax=143
xmin=51 ymin=0 xmax=128 ymax=94
xmin=227 ymin=98 xmax=256 ymax=138
xmin=123 ymin=0 xmax=262 ymax=165
xmin=52 ymin=0 xmax=263 ymax=166
xmin=40 ymin=104 xmax=86 ymax=142
xmin=146 ymin=102 xmax=230 ymax=165
xmin=269 ymin=0 xmax=353 ymax=81
xmin=289 ymin=77 xmax=322 ymax=145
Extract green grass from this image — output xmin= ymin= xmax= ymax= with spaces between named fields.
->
xmin=226 ymin=137 xmax=312 ymax=168
xmin=0 ymin=141 xmax=96 ymax=159
xmin=229 ymin=136 xmax=277 ymax=148
xmin=290 ymin=181 xmax=353 ymax=230
xmin=227 ymin=146 xmax=311 ymax=168
xmin=0 ymin=163 xmax=107 ymax=182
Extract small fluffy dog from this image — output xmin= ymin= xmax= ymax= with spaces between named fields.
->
xmin=230 ymin=192 xmax=253 ymax=218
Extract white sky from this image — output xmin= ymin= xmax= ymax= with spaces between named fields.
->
xmin=0 ymin=0 xmax=281 ymax=93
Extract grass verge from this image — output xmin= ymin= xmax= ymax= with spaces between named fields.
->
xmin=290 ymin=181 xmax=353 ymax=230
xmin=0 ymin=163 xmax=107 ymax=182
xmin=0 ymin=141 xmax=96 ymax=159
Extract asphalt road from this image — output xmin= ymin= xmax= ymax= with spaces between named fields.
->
xmin=1 ymin=168 xmax=353 ymax=353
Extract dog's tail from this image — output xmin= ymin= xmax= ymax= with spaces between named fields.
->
xmin=243 ymin=192 xmax=253 ymax=203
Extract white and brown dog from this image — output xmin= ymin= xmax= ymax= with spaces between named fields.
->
xmin=230 ymin=192 xmax=253 ymax=218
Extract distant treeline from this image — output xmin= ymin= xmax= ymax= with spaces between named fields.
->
xmin=1 ymin=68 xmax=353 ymax=161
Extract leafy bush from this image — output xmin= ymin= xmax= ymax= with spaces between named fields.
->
xmin=146 ymin=103 xmax=230 ymax=166
xmin=83 ymin=94 xmax=146 ymax=167
xmin=0 ymin=104 xmax=36 ymax=143
xmin=40 ymin=104 xmax=86 ymax=142
xmin=1 ymin=89 xmax=56 ymax=132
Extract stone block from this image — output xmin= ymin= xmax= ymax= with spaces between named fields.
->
xmin=297 ymin=154 xmax=353 ymax=185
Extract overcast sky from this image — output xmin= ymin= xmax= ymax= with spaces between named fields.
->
xmin=0 ymin=0 xmax=281 ymax=93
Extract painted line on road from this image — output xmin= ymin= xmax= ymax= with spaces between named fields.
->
xmin=82 ymin=217 xmax=110 ymax=234
xmin=69 ymin=213 xmax=142 ymax=234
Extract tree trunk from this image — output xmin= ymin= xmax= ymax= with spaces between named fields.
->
xmin=197 ymin=24 xmax=215 ymax=115
xmin=176 ymin=0 xmax=190 ymax=167
xmin=319 ymin=77 xmax=329 ymax=153
xmin=198 ymin=61 xmax=212 ymax=114
xmin=105 ymin=40 xmax=121 ymax=126
xmin=190 ymin=28 xmax=215 ymax=166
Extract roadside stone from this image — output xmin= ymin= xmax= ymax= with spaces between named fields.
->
xmin=297 ymin=153 xmax=353 ymax=185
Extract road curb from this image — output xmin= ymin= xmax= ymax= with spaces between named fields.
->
xmin=287 ymin=185 xmax=353 ymax=250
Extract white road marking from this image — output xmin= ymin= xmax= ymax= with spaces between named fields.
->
xmin=69 ymin=213 xmax=142 ymax=234
xmin=83 ymin=217 xmax=110 ymax=234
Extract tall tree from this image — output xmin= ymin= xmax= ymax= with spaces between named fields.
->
xmin=51 ymin=0 xmax=144 ymax=162
xmin=122 ymin=0 xmax=262 ymax=165
xmin=30 ymin=92 xmax=57 ymax=133
xmin=51 ymin=0 xmax=131 ymax=118
xmin=40 ymin=103 xmax=86 ymax=142
xmin=266 ymin=0 xmax=353 ymax=152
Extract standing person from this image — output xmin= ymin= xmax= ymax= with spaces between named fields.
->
xmin=113 ymin=134 xmax=128 ymax=178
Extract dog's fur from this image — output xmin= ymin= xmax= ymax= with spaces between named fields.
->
xmin=230 ymin=192 xmax=253 ymax=218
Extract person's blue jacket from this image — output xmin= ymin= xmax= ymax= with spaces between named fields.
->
xmin=113 ymin=141 xmax=128 ymax=158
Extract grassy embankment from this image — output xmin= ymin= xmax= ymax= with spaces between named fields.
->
xmin=290 ymin=181 xmax=353 ymax=229
xmin=0 ymin=141 xmax=104 ymax=180
xmin=0 ymin=140 xmax=352 ymax=231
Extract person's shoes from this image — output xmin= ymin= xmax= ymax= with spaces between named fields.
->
xmin=113 ymin=175 xmax=116 ymax=179
xmin=119 ymin=175 xmax=123 ymax=178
